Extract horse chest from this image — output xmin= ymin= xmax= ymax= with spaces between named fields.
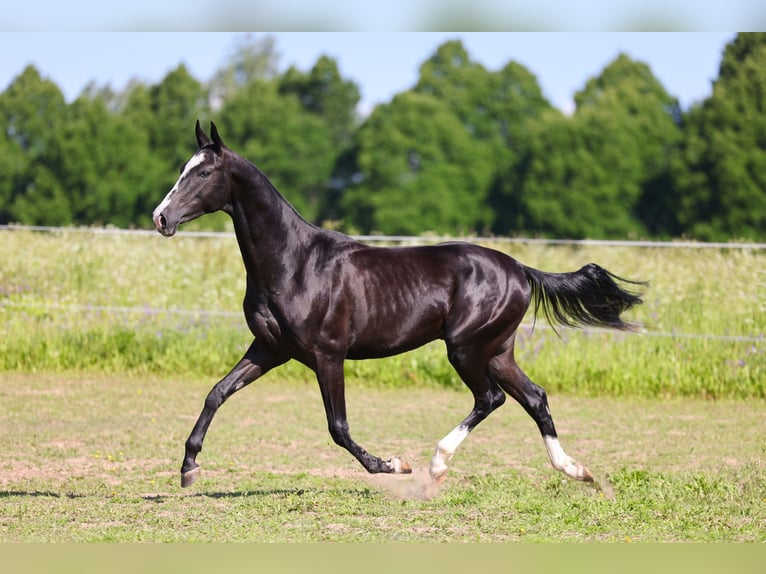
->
xmin=242 ymin=290 xmax=284 ymax=347
xmin=243 ymin=289 xmax=320 ymax=354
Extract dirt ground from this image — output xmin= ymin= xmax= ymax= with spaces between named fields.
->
xmin=1 ymin=373 xmax=763 ymax=493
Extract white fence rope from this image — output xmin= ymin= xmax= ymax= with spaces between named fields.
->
xmin=2 ymin=224 xmax=765 ymax=250
xmin=1 ymin=225 xmax=763 ymax=344
xmin=1 ymin=300 xmax=762 ymax=344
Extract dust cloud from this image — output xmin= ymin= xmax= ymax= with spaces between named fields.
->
xmin=366 ymin=468 xmax=446 ymax=501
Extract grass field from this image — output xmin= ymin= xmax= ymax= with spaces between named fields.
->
xmin=0 ymin=229 xmax=764 ymax=542
xmin=0 ymin=229 xmax=764 ymax=398
xmin=0 ymin=373 xmax=764 ymax=542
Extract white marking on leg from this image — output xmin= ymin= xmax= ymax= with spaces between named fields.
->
xmin=544 ymin=435 xmax=589 ymax=481
xmin=429 ymin=425 xmax=470 ymax=479
xmin=388 ymin=456 xmax=411 ymax=474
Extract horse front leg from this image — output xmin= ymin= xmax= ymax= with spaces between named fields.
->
xmin=315 ymin=355 xmax=412 ymax=475
xmin=181 ymin=340 xmax=287 ymax=487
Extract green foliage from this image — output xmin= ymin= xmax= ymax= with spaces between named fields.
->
xmin=58 ymin=96 xmax=165 ymax=226
xmin=341 ymin=91 xmax=495 ymax=234
xmin=518 ymin=54 xmax=683 ymax=239
xmin=0 ymin=66 xmax=70 ymax=225
xmin=218 ymin=80 xmax=335 ymax=221
xmin=0 ymin=34 xmax=765 ymax=239
xmin=671 ymin=35 xmax=766 ymax=241
xmin=144 ymin=64 xmax=211 ymax=168
xmin=209 ymin=33 xmax=280 ymax=103
xmin=414 ymin=40 xmax=553 ymax=236
xmin=280 ymin=54 xmax=361 ymax=149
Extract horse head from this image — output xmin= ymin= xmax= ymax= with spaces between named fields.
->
xmin=152 ymin=120 xmax=231 ymax=236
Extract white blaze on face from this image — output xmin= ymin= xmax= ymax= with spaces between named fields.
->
xmin=152 ymin=151 xmax=208 ymax=222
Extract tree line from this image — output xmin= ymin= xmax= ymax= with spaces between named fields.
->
xmin=1 ymin=33 xmax=764 ymax=241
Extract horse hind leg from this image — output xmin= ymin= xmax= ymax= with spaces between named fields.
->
xmin=428 ymin=347 xmax=506 ymax=483
xmin=488 ymin=354 xmax=594 ymax=483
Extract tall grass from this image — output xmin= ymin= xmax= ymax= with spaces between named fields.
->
xmin=1 ymin=229 xmax=763 ymax=398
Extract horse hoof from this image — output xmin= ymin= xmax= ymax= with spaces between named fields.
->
xmin=181 ymin=466 xmax=201 ymax=488
xmin=389 ymin=456 xmax=412 ymax=474
xmin=429 ymin=468 xmax=448 ymax=484
xmin=580 ymin=467 xmax=595 ymax=483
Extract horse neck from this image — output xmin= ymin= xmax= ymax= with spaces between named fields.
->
xmin=226 ymin=151 xmax=321 ymax=283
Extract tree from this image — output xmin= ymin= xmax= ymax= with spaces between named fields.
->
xmin=0 ymin=66 xmax=71 ymax=224
xmin=671 ymin=33 xmax=766 ymax=241
xmin=55 ymin=94 xmax=166 ymax=227
xmin=0 ymin=121 xmax=25 ymax=219
xmin=414 ymin=40 xmax=553 ymax=235
xmin=119 ymin=65 xmax=210 ymax=205
xmin=340 ymin=91 xmax=495 ymax=235
xmin=718 ymin=32 xmax=766 ymax=82
xmin=279 ymin=55 xmax=362 ymax=223
xmin=482 ymin=60 xmax=555 ymax=234
xmin=209 ymin=34 xmax=280 ymax=106
xmin=416 ymin=40 xmax=550 ymax=152
xmin=218 ymin=80 xmax=335 ymax=222
xmin=579 ymin=53 xmax=683 ymax=237
xmin=280 ymin=55 xmax=361 ymax=150
xmin=519 ymin=107 xmax=646 ymax=238
xmin=518 ymin=54 xmax=683 ymax=238
xmin=146 ymin=64 xmax=210 ymax=168
xmin=416 ymin=40 xmax=499 ymax=142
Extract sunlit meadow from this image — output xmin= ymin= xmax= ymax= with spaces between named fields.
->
xmin=1 ymin=228 xmax=765 ymax=543
xmin=0 ymin=228 xmax=763 ymax=398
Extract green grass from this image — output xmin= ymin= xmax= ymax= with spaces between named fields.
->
xmin=1 ymin=230 xmax=763 ymax=544
xmin=1 ymin=229 xmax=763 ymax=398
xmin=0 ymin=374 xmax=764 ymax=542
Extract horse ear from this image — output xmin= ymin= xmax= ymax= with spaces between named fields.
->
xmin=195 ymin=119 xmax=212 ymax=148
xmin=210 ymin=121 xmax=225 ymax=150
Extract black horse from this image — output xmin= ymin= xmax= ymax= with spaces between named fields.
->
xmin=153 ymin=121 xmax=646 ymax=488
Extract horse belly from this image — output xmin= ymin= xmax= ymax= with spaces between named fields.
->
xmin=346 ymin=297 xmax=447 ymax=359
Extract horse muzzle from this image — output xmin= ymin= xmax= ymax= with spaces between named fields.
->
xmin=152 ymin=210 xmax=178 ymax=237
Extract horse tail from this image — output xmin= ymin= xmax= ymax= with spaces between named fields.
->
xmin=522 ymin=263 xmax=647 ymax=332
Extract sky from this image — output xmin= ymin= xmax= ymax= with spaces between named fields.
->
xmin=0 ymin=32 xmax=737 ymax=116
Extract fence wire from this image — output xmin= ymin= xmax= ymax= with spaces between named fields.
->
xmin=2 ymin=225 xmax=763 ymax=345
xmin=2 ymin=224 xmax=765 ymax=250
xmin=1 ymin=300 xmax=762 ymax=345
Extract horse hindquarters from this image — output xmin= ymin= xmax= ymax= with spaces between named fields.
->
xmin=428 ymin=254 xmax=605 ymax=484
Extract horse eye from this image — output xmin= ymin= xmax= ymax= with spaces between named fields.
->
xmin=199 ymin=169 xmax=210 ymax=178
